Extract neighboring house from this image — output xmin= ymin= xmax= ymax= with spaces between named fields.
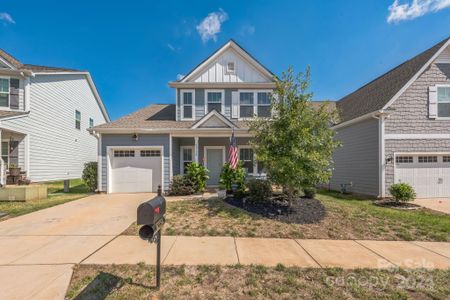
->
xmin=0 ymin=49 xmax=109 ymax=184
xmin=92 ymin=40 xmax=277 ymax=193
xmin=330 ymin=37 xmax=450 ymax=198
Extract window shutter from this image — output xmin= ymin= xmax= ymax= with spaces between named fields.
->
xmin=428 ymin=86 xmax=437 ymax=119
xmin=231 ymin=91 xmax=239 ymax=118
xmin=9 ymin=79 xmax=20 ymax=109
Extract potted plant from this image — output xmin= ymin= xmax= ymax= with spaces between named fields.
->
xmin=9 ymin=163 xmax=21 ymax=176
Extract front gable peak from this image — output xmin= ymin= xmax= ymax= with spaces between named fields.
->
xmin=191 ymin=110 xmax=237 ymax=129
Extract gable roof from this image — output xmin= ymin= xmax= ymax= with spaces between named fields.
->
xmin=336 ymin=37 xmax=450 ymax=123
xmin=176 ymin=39 xmax=275 ymax=83
xmin=191 ymin=109 xmax=237 ymax=129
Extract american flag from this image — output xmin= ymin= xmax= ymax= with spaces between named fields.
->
xmin=229 ymin=130 xmax=238 ymax=169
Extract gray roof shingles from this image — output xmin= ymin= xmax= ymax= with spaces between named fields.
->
xmin=336 ymin=37 xmax=449 ymax=122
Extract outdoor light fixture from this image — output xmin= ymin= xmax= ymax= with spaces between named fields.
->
xmin=132 ymin=133 xmax=138 ymax=141
xmin=386 ymin=155 xmax=393 ymax=164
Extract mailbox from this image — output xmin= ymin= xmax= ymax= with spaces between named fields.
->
xmin=137 ymin=192 xmax=166 ymax=242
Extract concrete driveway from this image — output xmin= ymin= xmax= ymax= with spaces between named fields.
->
xmin=413 ymin=198 xmax=450 ymax=214
xmin=0 ymin=193 xmax=152 ymax=300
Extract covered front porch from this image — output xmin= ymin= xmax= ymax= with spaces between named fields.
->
xmin=0 ymin=128 xmax=27 ymax=185
xmin=171 ymin=135 xmax=265 ymax=186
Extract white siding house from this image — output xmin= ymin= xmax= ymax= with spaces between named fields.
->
xmin=0 ymin=49 xmax=109 ymax=184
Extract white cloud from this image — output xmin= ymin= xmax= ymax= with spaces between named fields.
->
xmin=387 ymin=0 xmax=450 ymax=23
xmin=0 ymin=12 xmax=15 ymax=24
xmin=176 ymin=74 xmax=185 ymax=81
xmin=196 ymin=9 xmax=228 ymax=42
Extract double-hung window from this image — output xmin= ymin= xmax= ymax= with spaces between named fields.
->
xmin=89 ymin=118 xmax=94 ymax=128
xmin=181 ymin=146 xmax=194 ymax=174
xmin=437 ymin=86 xmax=450 ymax=118
xmin=257 ymin=92 xmax=271 ymax=117
xmin=0 ymin=78 xmax=9 ymax=107
xmin=239 ymin=92 xmax=254 ymax=118
xmin=239 ymin=147 xmax=254 ymax=175
xmin=181 ymin=90 xmax=194 ymax=120
xmin=206 ymin=90 xmax=223 ymax=113
xmin=75 ymin=110 xmax=81 ymax=129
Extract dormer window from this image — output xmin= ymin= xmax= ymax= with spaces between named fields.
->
xmin=181 ymin=90 xmax=194 ymax=120
xmin=226 ymin=62 xmax=235 ymax=74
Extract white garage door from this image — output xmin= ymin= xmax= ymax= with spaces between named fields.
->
xmin=109 ymin=148 xmax=162 ymax=193
xmin=395 ymin=154 xmax=450 ymax=198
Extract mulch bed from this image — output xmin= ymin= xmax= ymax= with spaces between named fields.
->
xmin=374 ymin=200 xmax=422 ymax=210
xmin=225 ymin=195 xmax=326 ymax=224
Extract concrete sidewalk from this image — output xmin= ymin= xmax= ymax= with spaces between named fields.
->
xmin=83 ymin=236 xmax=450 ymax=270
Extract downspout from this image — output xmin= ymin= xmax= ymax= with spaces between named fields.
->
xmin=93 ymin=131 xmax=103 ymax=192
xmin=372 ymin=110 xmax=389 ymax=198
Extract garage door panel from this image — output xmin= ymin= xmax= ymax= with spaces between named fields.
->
xmin=109 ymin=149 xmax=162 ymax=193
xmin=396 ymin=154 xmax=450 ymax=198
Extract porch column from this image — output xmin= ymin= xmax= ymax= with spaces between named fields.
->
xmin=194 ymin=136 xmax=199 ymax=163
xmin=0 ymin=129 xmax=4 ymax=186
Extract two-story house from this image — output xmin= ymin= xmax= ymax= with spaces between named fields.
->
xmin=330 ymin=37 xmax=450 ymax=199
xmin=92 ymin=40 xmax=275 ymax=193
xmin=0 ymin=49 xmax=109 ymax=185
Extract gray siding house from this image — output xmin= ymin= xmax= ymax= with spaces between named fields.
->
xmin=330 ymin=37 xmax=450 ymax=198
xmin=92 ymin=40 xmax=276 ymax=193
xmin=0 ymin=49 xmax=109 ymax=184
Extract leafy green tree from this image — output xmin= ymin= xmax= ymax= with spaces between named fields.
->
xmin=82 ymin=162 xmax=97 ymax=192
xmin=249 ymin=67 xmax=340 ymax=205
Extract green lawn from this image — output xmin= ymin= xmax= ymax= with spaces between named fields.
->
xmin=123 ymin=190 xmax=450 ymax=241
xmin=0 ymin=179 xmax=92 ymax=219
xmin=67 ymin=264 xmax=450 ymax=299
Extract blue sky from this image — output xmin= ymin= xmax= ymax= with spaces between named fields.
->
xmin=1 ymin=1 xmax=450 ymax=120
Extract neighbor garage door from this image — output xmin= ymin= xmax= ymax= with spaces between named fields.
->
xmin=395 ymin=154 xmax=450 ymax=198
xmin=109 ymin=148 xmax=162 ymax=193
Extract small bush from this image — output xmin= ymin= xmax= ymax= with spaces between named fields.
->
xmin=389 ymin=183 xmax=416 ymax=202
xmin=186 ymin=162 xmax=209 ymax=193
xmin=219 ymin=162 xmax=246 ymax=193
xmin=82 ymin=162 xmax=97 ymax=192
xmin=168 ymin=175 xmax=195 ymax=196
xmin=303 ymin=186 xmax=317 ymax=198
xmin=247 ymin=179 xmax=272 ymax=204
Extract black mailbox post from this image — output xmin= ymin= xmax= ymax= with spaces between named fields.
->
xmin=137 ymin=185 xmax=166 ymax=289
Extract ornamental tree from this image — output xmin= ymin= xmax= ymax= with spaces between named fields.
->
xmin=249 ymin=67 xmax=340 ymax=204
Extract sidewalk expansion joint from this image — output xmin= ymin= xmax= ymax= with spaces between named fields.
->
xmin=233 ymin=237 xmax=241 ymax=265
xmin=353 ymin=240 xmax=398 ymax=268
xmin=293 ymin=239 xmax=323 ymax=268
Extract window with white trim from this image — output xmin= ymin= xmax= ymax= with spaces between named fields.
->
xmin=75 ymin=110 xmax=81 ymax=130
xmin=396 ymin=156 xmax=413 ymax=164
xmin=140 ymin=150 xmax=161 ymax=157
xmin=114 ymin=150 xmax=135 ymax=157
xmin=239 ymin=148 xmax=254 ymax=174
xmin=257 ymin=92 xmax=271 ymax=117
xmin=0 ymin=78 xmax=9 ymax=107
xmin=239 ymin=92 xmax=254 ymax=118
xmin=437 ymin=87 xmax=450 ymax=118
xmin=418 ymin=156 xmax=437 ymax=163
xmin=206 ymin=91 xmax=223 ymax=113
xmin=443 ymin=156 xmax=450 ymax=163
xmin=181 ymin=90 xmax=194 ymax=120
xmin=181 ymin=146 xmax=194 ymax=174
xmin=89 ymin=118 xmax=94 ymax=128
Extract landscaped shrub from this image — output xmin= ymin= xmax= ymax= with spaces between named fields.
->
xmin=82 ymin=162 xmax=97 ymax=192
xmin=389 ymin=183 xmax=416 ymax=202
xmin=247 ymin=179 xmax=272 ymax=204
xmin=185 ymin=162 xmax=209 ymax=193
xmin=168 ymin=175 xmax=195 ymax=196
xmin=219 ymin=162 xmax=246 ymax=193
xmin=303 ymin=186 xmax=317 ymax=198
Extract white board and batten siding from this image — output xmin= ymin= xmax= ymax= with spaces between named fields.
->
xmin=1 ymin=74 xmax=107 ymax=182
xmin=191 ymin=49 xmax=271 ymax=83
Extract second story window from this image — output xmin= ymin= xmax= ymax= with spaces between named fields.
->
xmin=89 ymin=118 xmax=94 ymax=128
xmin=181 ymin=90 xmax=194 ymax=120
xmin=437 ymin=87 xmax=450 ymax=118
xmin=0 ymin=78 xmax=9 ymax=107
xmin=257 ymin=92 xmax=271 ymax=117
xmin=206 ymin=90 xmax=223 ymax=113
xmin=75 ymin=110 xmax=81 ymax=129
xmin=239 ymin=92 xmax=254 ymax=118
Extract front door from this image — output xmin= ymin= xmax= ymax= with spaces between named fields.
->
xmin=206 ymin=148 xmax=224 ymax=186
